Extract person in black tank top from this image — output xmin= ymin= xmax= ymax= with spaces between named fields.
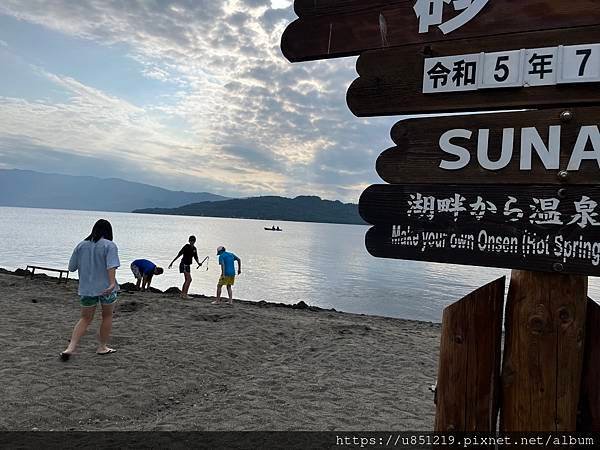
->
xmin=168 ymin=235 xmax=201 ymax=299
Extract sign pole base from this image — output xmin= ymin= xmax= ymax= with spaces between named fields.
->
xmin=500 ymin=270 xmax=588 ymax=431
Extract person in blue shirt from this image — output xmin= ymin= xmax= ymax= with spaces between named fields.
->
xmin=61 ymin=219 xmax=120 ymax=361
xmin=130 ymin=259 xmax=163 ymax=291
xmin=212 ymin=246 xmax=241 ymax=305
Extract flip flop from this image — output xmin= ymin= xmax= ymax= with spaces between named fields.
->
xmin=59 ymin=352 xmax=72 ymax=361
xmin=97 ymin=349 xmax=117 ymax=355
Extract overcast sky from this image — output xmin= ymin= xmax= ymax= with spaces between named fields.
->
xmin=0 ymin=0 xmax=398 ymax=201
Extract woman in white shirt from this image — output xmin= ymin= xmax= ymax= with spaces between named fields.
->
xmin=60 ymin=219 xmax=120 ymax=361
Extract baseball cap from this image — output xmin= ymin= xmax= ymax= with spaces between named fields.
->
xmin=217 ymin=246 xmax=225 ymax=254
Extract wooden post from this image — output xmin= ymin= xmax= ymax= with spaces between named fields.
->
xmin=578 ymin=298 xmax=600 ymax=431
xmin=435 ymin=277 xmax=505 ymax=432
xmin=500 ymin=270 xmax=587 ymax=431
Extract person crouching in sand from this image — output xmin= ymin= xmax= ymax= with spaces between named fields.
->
xmin=60 ymin=219 xmax=120 ymax=361
xmin=168 ymin=235 xmax=202 ymax=299
xmin=130 ymin=259 xmax=163 ymax=291
xmin=212 ymin=246 xmax=241 ymax=305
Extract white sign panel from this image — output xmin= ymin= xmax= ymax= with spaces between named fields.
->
xmin=480 ymin=50 xmax=525 ymax=89
xmin=524 ymin=47 xmax=558 ymax=87
xmin=558 ymin=44 xmax=600 ymax=83
xmin=423 ymin=53 xmax=481 ymax=93
xmin=423 ymin=43 xmax=600 ymax=93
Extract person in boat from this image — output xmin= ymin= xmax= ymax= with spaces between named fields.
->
xmin=168 ymin=235 xmax=202 ymax=299
xmin=130 ymin=259 xmax=163 ymax=291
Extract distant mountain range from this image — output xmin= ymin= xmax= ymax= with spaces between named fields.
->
xmin=0 ymin=169 xmax=227 ymax=212
xmin=134 ymin=195 xmax=366 ymax=225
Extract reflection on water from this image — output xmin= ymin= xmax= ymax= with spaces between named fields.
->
xmin=1 ymin=207 xmax=599 ymax=322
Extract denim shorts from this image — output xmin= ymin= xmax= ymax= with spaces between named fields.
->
xmin=80 ymin=292 xmax=118 ymax=308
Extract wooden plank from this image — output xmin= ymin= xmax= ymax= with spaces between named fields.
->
xmin=365 ymin=224 xmax=600 ymax=276
xmin=294 ymin=0 xmax=407 ymax=17
xmin=377 ymin=108 xmax=600 ymax=185
xmin=360 ymin=184 xmax=600 ymax=276
xmin=282 ymin=0 xmax=600 ymax=62
xmin=435 ymin=276 xmax=505 ymax=432
xmin=500 ymin=270 xmax=587 ymax=431
xmin=578 ymin=298 xmax=600 ymax=431
xmin=347 ymin=26 xmax=600 ymax=116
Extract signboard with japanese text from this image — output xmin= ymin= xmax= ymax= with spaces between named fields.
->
xmin=282 ymin=1 xmax=600 ymax=274
xmin=282 ymin=0 xmax=600 ymax=62
xmin=377 ymin=107 xmax=600 ymax=185
xmin=360 ymin=184 xmax=600 ymax=276
xmin=347 ymin=26 xmax=600 ymax=116
xmin=422 ymin=44 xmax=600 ymax=94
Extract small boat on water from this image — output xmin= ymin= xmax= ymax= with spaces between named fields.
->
xmin=264 ymin=226 xmax=283 ymax=232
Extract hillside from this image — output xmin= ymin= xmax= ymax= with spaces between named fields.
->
xmin=134 ymin=195 xmax=366 ymax=225
xmin=0 ymin=169 xmax=227 ymax=212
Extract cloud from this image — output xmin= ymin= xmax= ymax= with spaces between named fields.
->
xmin=0 ymin=1 xmax=397 ymax=201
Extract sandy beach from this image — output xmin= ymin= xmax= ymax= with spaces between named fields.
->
xmin=0 ymin=270 xmax=440 ymax=431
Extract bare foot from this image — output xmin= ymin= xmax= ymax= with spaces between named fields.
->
xmin=211 ymin=300 xmax=221 ymax=305
xmin=181 ymin=295 xmax=192 ymax=300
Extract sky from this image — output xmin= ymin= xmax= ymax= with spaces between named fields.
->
xmin=0 ymin=0 xmax=398 ymax=201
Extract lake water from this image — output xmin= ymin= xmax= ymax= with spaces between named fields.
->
xmin=1 ymin=206 xmax=599 ymax=322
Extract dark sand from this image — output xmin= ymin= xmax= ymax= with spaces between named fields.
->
xmin=0 ymin=272 xmax=440 ymax=431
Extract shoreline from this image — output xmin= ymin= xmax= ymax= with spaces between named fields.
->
xmin=0 ymin=267 xmax=440 ymax=324
xmin=1 ymin=270 xmax=440 ymax=431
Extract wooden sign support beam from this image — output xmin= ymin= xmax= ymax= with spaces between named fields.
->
xmin=435 ymin=277 xmax=505 ymax=432
xmin=578 ymin=298 xmax=600 ymax=431
xmin=500 ymin=271 xmax=588 ymax=431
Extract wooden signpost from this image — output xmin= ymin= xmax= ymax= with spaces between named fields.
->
xmin=361 ymin=183 xmax=600 ymax=276
xmin=282 ymin=0 xmax=600 ymax=434
xmin=282 ymin=0 xmax=600 ymax=61
xmin=347 ymin=26 xmax=600 ymax=116
xmin=378 ymin=107 xmax=600 ymax=185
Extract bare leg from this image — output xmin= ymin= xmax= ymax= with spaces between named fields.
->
xmin=97 ymin=303 xmax=115 ymax=353
xmin=181 ymin=273 xmax=192 ymax=298
xmin=63 ymin=306 xmax=96 ymax=355
xmin=226 ymin=285 xmax=233 ymax=304
xmin=212 ymin=284 xmax=223 ymax=304
xmin=135 ymin=278 xmax=142 ymax=290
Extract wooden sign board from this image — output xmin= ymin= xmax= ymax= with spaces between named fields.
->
xmin=347 ymin=26 xmax=600 ymax=116
xmin=360 ymin=184 xmax=600 ymax=276
xmin=377 ymin=107 xmax=600 ymax=185
xmin=282 ymin=0 xmax=600 ymax=62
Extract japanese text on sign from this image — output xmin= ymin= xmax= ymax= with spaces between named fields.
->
xmin=413 ymin=0 xmax=490 ymax=34
xmin=423 ymin=43 xmax=600 ymax=93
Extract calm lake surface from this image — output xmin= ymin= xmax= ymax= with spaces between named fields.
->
xmin=1 ymin=206 xmax=599 ymax=322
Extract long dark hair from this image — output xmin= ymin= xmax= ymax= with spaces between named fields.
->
xmin=85 ymin=219 xmax=113 ymax=242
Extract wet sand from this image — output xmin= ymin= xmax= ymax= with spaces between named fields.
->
xmin=0 ymin=271 xmax=440 ymax=431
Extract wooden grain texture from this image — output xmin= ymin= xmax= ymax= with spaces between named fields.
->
xmin=377 ymin=108 xmax=600 ymax=185
xmin=365 ymin=224 xmax=600 ymax=276
xmin=578 ymin=298 xmax=600 ymax=431
xmin=348 ymin=26 xmax=600 ymax=116
xmin=359 ymin=184 xmax=600 ymax=227
xmin=500 ymin=270 xmax=587 ymax=432
xmin=360 ymin=184 xmax=600 ymax=275
xmin=435 ymin=277 xmax=505 ymax=432
xmin=294 ymin=0 xmax=407 ymax=17
xmin=283 ymin=0 xmax=600 ymax=62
